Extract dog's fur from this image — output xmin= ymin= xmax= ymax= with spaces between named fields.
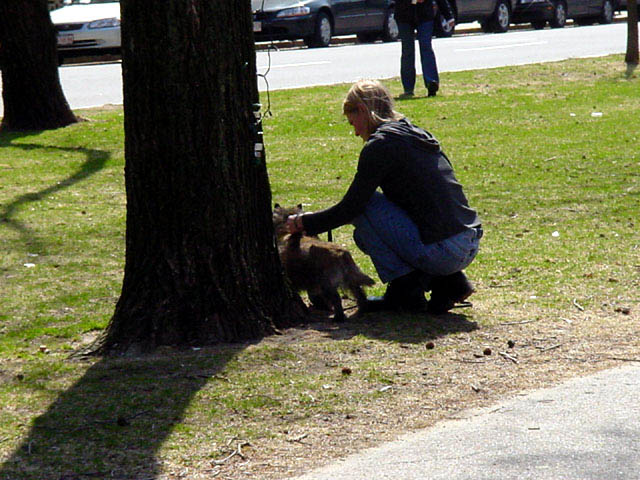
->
xmin=273 ymin=204 xmax=375 ymax=321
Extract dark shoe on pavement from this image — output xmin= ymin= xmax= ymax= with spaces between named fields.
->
xmin=427 ymin=271 xmax=474 ymax=315
xmin=427 ymin=81 xmax=439 ymax=97
xmin=361 ymin=271 xmax=427 ymax=313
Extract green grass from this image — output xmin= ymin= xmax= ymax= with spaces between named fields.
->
xmin=0 ymin=55 xmax=639 ymax=479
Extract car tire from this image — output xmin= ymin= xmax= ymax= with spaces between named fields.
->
xmin=381 ymin=9 xmax=399 ymax=42
xmin=531 ymin=20 xmax=547 ymax=29
xmin=488 ymin=0 xmax=511 ymax=33
xmin=549 ymin=1 xmax=567 ymax=28
xmin=599 ymin=0 xmax=614 ymax=23
xmin=304 ymin=11 xmax=332 ymax=48
xmin=434 ymin=12 xmax=455 ymax=37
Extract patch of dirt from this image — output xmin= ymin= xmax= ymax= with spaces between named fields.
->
xmin=200 ymin=301 xmax=639 ymax=480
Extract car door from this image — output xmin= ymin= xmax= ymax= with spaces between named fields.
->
xmin=362 ymin=0 xmax=387 ymax=29
xmin=569 ymin=0 xmax=589 ymax=16
xmin=331 ymin=0 xmax=369 ymax=33
xmin=456 ymin=0 xmax=491 ymax=22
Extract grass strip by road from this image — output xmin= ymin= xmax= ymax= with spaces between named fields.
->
xmin=0 ymin=55 xmax=638 ymax=480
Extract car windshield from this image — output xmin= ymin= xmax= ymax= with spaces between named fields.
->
xmin=63 ymin=0 xmax=119 ymax=4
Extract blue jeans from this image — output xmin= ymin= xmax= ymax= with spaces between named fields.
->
xmin=352 ymin=192 xmax=480 ymax=286
xmin=398 ymin=20 xmax=439 ymax=94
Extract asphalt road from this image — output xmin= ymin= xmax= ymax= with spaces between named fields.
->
xmin=256 ymin=21 xmax=629 ymax=91
xmin=295 ymin=364 xmax=640 ymax=480
xmin=0 ymin=19 xmax=631 ymax=114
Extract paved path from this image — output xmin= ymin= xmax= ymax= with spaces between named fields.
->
xmin=295 ymin=365 xmax=640 ymax=480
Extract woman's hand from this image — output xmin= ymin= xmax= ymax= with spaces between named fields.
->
xmin=286 ymin=213 xmax=306 ymax=234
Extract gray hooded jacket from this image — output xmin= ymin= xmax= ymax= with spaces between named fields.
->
xmin=302 ymin=118 xmax=480 ymax=245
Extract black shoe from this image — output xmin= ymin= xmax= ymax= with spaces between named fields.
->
xmin=427 ymin=271 xmax=474 ymax=315
xmin=361 ymin=271 xmax=427 ymax=313
xmin=427 ymin=81 xmax=439 ymax=97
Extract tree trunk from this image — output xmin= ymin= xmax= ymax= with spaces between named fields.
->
xmin=626 ymin=0 xmax=639 ymax=65
xmin=93 ymin=0 xmax=305 ymax=354
xmin=0 ymin=0 xmax=77 ymax=131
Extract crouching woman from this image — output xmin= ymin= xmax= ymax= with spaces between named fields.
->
xmin=286 ymin=79 xmax=482 ymax=314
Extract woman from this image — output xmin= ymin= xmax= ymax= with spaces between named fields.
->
xmin=286 ymin=80 xmax=481 ymax=314
xmin=395 ymin=0 xmax=455 ymax=98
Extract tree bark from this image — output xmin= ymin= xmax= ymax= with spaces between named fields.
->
xmin=93 ymin=0 xmax=305 ymax=354
xmin=0 ymin=0 xmax=77 ymax=131
xmin=626 ymin=0 xmax=639 ymax=65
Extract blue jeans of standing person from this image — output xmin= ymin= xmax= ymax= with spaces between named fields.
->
xmin=398 ymin=20 xmax=439 ymax=94
xmin=352 ymin=192 xmax=481 ymax=288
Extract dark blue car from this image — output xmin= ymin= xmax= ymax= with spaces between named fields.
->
xmin=511 ymin=0 xmax=618 ymax=29
xmin=252 ymin=0 xmax=398 ymax=47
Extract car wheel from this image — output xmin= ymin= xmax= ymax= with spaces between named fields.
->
xmin=434 ymin=12 xmax=455 ymax=37
xmin=549 ymin=1 xmax=567 ymax=28
xmin=304 ymin=11 xmax=332 ymax=48
xmin=382 ymin=9 xmax=399 ymax=42
xmin=531 ymin=20 xmax=547 ymax=29
xmin=599 ymin=0 xmax=614 ymax=23
xmin=489 ymin=0 xmax=511 ymax=33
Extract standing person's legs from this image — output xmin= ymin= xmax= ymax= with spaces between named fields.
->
xmin=398 ymin=22 xmax=417 ymax=96
xmin=415 ymin=20 xmax=439 ymax=95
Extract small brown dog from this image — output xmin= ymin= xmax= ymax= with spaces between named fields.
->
xmin=273 ymin=204 xmax=375 ymax=321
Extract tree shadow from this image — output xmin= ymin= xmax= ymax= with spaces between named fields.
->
xmin=0 ymin=130 xmax=110 ymax=253
xmin=0 ymin=347 xmax=243 ymax=479
xmin=299 ymin=305 xmax=479 ymax=344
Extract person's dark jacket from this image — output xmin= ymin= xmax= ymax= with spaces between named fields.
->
xmin=395 ymin=0 xmax=454 ymax=25
xmin=302 ymin=118 xmax=480 ymax=245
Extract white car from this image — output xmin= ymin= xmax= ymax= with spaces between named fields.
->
xmin=50 ymin=0 xmax=120 ymax=58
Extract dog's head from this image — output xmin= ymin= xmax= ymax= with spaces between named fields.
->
xmin=272 ymin=203 xmax=303 ymax=239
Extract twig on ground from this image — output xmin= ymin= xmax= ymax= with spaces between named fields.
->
xmin=500 ymin=319 xmax=538 ymax=325
xmin=538 ymin=344 xmax=563 ymax=352
xmin=59 ymin=473 xmax=109 ymax=479
xmin=455 ymin=359 xmax=487 ymax=364
xmin=212 ymin=441 xmax=251 ymax=465
xmin=559 ymin=317 xmax=573 ymax=324
xmin=34 ymin=409 xmax=151 ymax=432
xmin=498 ymin=351 xmax=519 ymax=364
xmin=572 ymin=298 xmax=585 ymax=311
xmin=287 ymin=432 xmax=309 ymax=443
xmin=202 ymin=467 xmax=222 ymax=477
xmin=606 ymin=357 xmax=640 ymax=362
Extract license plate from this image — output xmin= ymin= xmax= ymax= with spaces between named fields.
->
xmin=57 ymin=34 xmax=74 ymax=46
xmin=253 ymin=21 xmax=261 ymax=32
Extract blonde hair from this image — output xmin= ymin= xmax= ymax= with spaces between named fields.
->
xmin=342 ymin=80 xmax=403 ymax=130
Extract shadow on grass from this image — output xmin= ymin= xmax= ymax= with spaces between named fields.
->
xmin=301 ymin=307 xmax=479 ymax=344
xmin=0 ymin=347 xmax=242 ymax=479
xmin=0 ymin=130 xmax=110 ymax=253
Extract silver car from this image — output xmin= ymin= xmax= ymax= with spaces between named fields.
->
xmin=50 ymin=0 xmax=120 ymax=57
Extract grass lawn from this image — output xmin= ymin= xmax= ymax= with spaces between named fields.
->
xmin=0 ymin=55 xmax=638 ymax=480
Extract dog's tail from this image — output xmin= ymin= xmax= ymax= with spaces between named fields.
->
xmin=342 ymin=252 xmax=375 ymax=286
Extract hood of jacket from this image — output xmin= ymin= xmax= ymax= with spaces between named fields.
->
xmin=371 ymin=118 xmax=441 ymax=153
